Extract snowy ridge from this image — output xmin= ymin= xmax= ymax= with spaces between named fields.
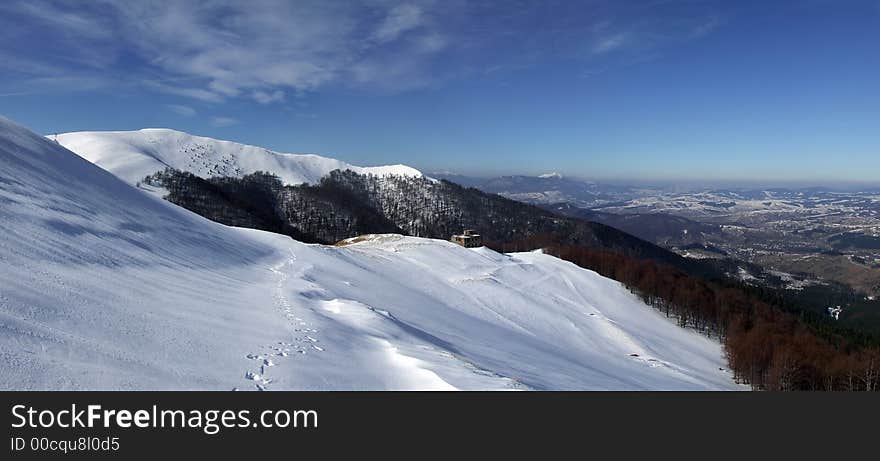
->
xmin=54 ymin=128 xmax=422 ymax=186
xmin=2 ymin=117 xmax=740 ymax=390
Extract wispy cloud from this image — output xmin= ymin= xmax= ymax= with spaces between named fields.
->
xmin=13 ymin=1 xmax=111 ymax=40
xmin=373 ymin=4 xmax=424 ymax=43
xmin=0 ymin=0 xmax=728 ymax=102
xmin=210 ymin=116 xmax=238 ymax=127
xmin=690 ymin=16 xmax=722 ymax=39
xmin=593 ymin=33 xmax=631 ymax=55
xmin=253 ymin=90 xmax=285 ymax=105
xmin=580 ymin=67 xmax=609 ymax=79
xmin=144 ymin=81 xmax=224 ymax=103
xmin=167 ymin=104 xmax=196 ymax=117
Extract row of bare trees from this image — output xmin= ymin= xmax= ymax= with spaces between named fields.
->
xmin=493 ymin=235 xmax=879 ymax=391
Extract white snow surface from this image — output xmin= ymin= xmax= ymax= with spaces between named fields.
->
xmin=2 ymin=117 xmax=740 ymax=390
xmin=53 ymin=128 xmax=422 ymax=186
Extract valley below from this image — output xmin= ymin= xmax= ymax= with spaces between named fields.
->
xmin=435 ymin=173 xmax=880 ymax=331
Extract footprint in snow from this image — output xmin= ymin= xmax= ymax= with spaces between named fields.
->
xmin=242 ymin=256 xmax=328 ymax=390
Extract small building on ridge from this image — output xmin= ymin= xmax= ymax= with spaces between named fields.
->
xmin=451 ymin=229 xmax=482 ymax=248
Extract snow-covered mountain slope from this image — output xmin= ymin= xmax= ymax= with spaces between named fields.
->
xmin=54 ymin=128 xmax=422 ymax=186
xmin=2 ymin=117 xmax=740 ymax=390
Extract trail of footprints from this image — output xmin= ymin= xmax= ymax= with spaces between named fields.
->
xmin=238 ymin=255 xmax=325 ymax=391
xmin=236 ymin=254 xmax=682 ymax=390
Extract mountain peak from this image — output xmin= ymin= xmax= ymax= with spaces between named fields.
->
xmin=538 ymin=172 xmax=563 ymax=179
xmin=54 ymin=129 xmax=422 ymax=186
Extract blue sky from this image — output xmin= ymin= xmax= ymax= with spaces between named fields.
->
xmin=1 ymin=0 xmax=878 ymax=183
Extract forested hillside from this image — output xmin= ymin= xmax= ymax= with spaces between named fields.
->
xmin=143 ymin=169 xmax=402 ymax=243
xmin=143 ymin=168 xmax=690 ymax=268
xmin=496 ymin=234 xmax=880 ymax=391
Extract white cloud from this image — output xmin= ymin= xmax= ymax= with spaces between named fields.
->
xmin=210 ymin=116 xmax=238 ymax=127
xmin=414 ymin=33 xmax=448 ymax=53
xmin=144 ymin=81 xmax=224 ymax=103
xmin=580 ymin=67 xmax=608 ymax=79
xmin=372 ymin=4 xmax=424 ymax=43
xmin=253 ymin=90 xmax=285 ymax=105
xmin=690 ymin=16 xmax=722 ymax=39
xmin=593 ymin=32 xmax=630 ymax=55
xmin=13 ymin=1 xmax=111 ymax=40
xmin=167 ymin=104 xmax=196 ymax=117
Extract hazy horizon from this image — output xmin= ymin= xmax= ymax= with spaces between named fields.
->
xmin=30 ymin=124 xmax=880 ymax=190
xmin=426 ymin=170 xmax=880 ymax=190
xmin=25 ymin=122 xmax=880 ymax=190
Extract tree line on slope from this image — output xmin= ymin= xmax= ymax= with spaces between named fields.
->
xmin=493 ymin=233 xmax=880 ymax=391
xmin=143 ymin=168 xmax=693 ymax=268
xmin=142 ymin=168 xmax=403 ymax=243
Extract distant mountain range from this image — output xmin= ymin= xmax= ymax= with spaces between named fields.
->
xmin=429 ymin=171 xmax=645 ymax=207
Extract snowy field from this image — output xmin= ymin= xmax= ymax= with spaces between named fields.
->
xmin=1 ymin=117 xmax=740 ymax=390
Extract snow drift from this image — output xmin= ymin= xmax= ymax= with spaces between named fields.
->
xmin=54 ymin=128 xmax=422 ymax=186
xmin=1 ymin=117 xmax=739 ymax=390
